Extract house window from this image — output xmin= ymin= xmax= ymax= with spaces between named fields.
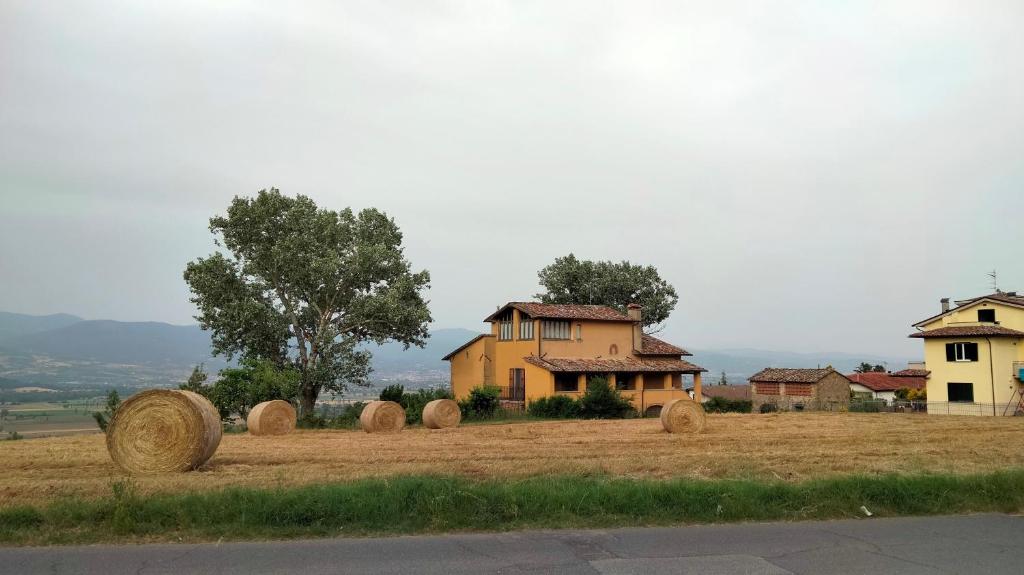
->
xmin=541 ymin=320 xmax=570 ymax=340
xmin=519 ymin=318 xmax=534 ymax=340
xmin=554 ymin=373 xmax=578 ymax=392
xmin=495 ymin=310 xmax=514 ymax=341
xmin=947 ymin=382 xmax=974 ymax=403
xmin=945 ymin=342 xmax=979 ymax=362
xmin=755 ymin=382 xmax=780 ymax=395
xmin=978 ymin=309 xmax=996 ymax=323
xmin=785 ymin=383 xmax=814 ymax=396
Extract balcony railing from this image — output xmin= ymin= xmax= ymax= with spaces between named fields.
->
xmin=494 ymin=385 xmax=525 ymax=402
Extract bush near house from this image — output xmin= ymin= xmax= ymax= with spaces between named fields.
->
xmin=528 ymin=395 xmax=581 ymax=419
xmin=458 ymin=386 xmax=502 ymax=420
xmin=704 ymin=397 xmax=752 ymax=414
xmin=577 ymin=377 xmax=636 ymax=419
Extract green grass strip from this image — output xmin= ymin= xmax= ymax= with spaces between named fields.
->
xmin=3 ymin=470 xmax=1024 ymax=545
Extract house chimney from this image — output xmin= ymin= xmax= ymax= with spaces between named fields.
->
xmin=940 ymin=298 xmax=950 ymax=313
xmin=627 ymin=304 xmax=642 ymax=351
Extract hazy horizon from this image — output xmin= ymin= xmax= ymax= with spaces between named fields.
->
xmin=3 ymin=1 xmax=1023 ymax=357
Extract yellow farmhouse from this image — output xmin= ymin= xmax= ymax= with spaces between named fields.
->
xmin=910 ymin=291 xmax=1024 ymax=416
xmin=443 ymin=302 xmax=706 ymax=415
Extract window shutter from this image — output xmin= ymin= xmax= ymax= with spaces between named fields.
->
xmin=966 ymin=343 xmax=979 ymax=361
xmin=946 ymin=343 xmax=956 ymax=362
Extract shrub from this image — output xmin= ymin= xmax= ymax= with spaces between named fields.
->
xmin=528 ymin=395 xmax=580 ymax=419
xmin=296 ymin=402 xmax=366 ymax=429
xmin=458 ymin=386 xmax=501 ymax=420
xmin=759 ymin=402 xmax=778 ymax=414
xmin=577 ymin=377 xmax=635 ymax=419
xmin=399 ymin=387 xmax=453 ymax=425
xmin=379 ymin=384 xmax=405 ymax=403
xmin=92 ymin=389 xmax=121 ymax=433
xmin=704 ymin=396 xmax=752 ymax=414
xmin=206 ymin=359 xmax=300 ymax=422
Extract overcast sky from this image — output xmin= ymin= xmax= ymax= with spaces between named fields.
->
xmin=2 ymin=1 xmax=1022 ymax=357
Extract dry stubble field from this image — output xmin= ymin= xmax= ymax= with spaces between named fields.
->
xmin=2 ymin=412 xmax=1023 ymax=507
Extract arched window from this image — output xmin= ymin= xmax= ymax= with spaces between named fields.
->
xmin=609 ymin=344 xmax=619 ymax=356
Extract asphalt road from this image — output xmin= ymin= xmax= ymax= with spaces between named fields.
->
xmin=2 ymin=514 xmax=1022 ymax=574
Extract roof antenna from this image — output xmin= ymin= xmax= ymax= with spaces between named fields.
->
xmin=988 ymin=270 xmax=1000 ymax=293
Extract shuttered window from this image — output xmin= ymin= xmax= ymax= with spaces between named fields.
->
xmin=541 ymin=320 xmax=571 ymax=340
xmin=947 ymin=382 xmax=974 ymax=402
xmin=945 ymin=342 xmax=978 ymax=362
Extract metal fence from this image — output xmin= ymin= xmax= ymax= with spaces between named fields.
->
xmin=849 ymin=399 xmax=1022 ymax=416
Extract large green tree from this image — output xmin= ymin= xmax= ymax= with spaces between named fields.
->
xmin=184 ymin=189 xmax=431 ymax=414
xmin=535 ymin=254 xmax=678 ymax=332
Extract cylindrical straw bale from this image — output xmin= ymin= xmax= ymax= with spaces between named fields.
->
xmin=106 ymin=389 xmax=223 ymax=473
xmin=660 ymin=398 xmax=707 ymax=434
xmin=359 ymin=400 xmax=406 ymax=433
xmin=247 ymin=400 xmax=297 ymax=436
xmin=422 ymin=399 xmax=461 ymax=429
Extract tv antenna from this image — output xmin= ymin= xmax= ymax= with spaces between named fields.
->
xmin=988 ymin=270 xmax=1000 ymax=293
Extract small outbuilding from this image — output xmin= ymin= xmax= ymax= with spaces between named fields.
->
xmin=847 ymin=371 xmax=927 ymax=402
xmin=749 ymin=367 xmax=850 ymax=412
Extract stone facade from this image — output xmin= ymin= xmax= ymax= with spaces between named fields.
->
xmin=751 ymin=371 xmax=851 ymax=412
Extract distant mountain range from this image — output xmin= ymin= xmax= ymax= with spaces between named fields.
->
xmin=0 ymin=311 xmax=913 ymax=389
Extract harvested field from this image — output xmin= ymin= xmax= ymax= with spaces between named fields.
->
xmin=2 ymin=413 xmax=1023 ymax=507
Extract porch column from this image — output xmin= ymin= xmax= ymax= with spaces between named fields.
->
xmin=636 ymin=373 xmax=645 ymax=390
xmin=608 ymin=373 xmax=617 ymax=389
xmin=577 ymin=373 xmax=587 ymax=393
xmin=693 ymin=372 xmax=703 ymax=403
xmin=663 ymin=373 xmax=672 ymax=389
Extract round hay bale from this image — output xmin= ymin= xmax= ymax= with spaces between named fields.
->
xmin=360 ymin=400 xmax=406 ymax=433
xmin=106 ymin=389 xmax=223 ymax=474
xmin=422 ymin=399 xmax=461 ymax=429
xmin=247 ymin=400 xmax=296 ymax=436
xmin=660 ymin=398 xmax=707 ymax=434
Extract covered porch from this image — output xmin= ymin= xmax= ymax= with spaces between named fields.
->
xmin=527 ymin=356 xmax=707 ymax=415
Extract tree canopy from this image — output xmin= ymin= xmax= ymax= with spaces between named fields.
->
xmin=184 ymin=189 xmax=432 ymax=414
xmin=535 ymin=254 xmax=678 ymax=332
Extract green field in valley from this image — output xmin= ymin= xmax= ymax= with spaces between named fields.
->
xmin=0 ymin=401 xmax=101 ymax=439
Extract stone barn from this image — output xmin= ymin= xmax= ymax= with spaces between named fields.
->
xmin=749 ymin=367 xmax=851 ymax=412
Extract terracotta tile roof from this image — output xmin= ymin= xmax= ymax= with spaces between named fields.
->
xmin=699 ymin=385 xmax=751 ymax=401
xmin=914 ymin=292 xmax=1024 ymax=326
xmin=748 ymin=367 xmax=840 ymax=384
xmin=847 ymin=372 xmax=926 ymax=392
xmin=524 ymin=356 xmax=707 ymax=373
xmin=485 ymin=302 xmax=633 ymax=323
xmin=441 ymin=334 xmax=493 ymax=361
xmin=637 ymin=334 xmax=691 ymax=356
xmin=892 ymin=369 xmax=930 ymax=378
xmin=954 ymin=292 xmax=1024 ymax=307
xmin=908 ymin=325 xmax=1024 ymax=338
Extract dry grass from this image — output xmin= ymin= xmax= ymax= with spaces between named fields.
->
xmin=2 ymin=412 xmax=1023 ymax=507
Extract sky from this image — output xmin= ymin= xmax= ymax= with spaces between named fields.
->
xmin=1 ymin=1 xmax=1022 ymax=357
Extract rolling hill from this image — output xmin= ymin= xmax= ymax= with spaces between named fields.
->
xmin=0 ymin=311 xmax=913 ymax=387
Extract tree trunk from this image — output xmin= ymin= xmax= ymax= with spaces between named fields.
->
xmin=300 ymin=384 xmax=318 ymax=417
